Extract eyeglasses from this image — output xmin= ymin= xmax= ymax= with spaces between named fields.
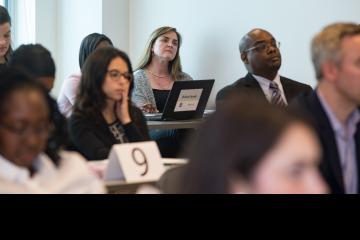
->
xmin=0 ymin=121 xmax=52 ymax=139
xmin=243 ymin=41 xmax=281 ymax=53
xmin=107 ymin=70 xmax=133 ymax=82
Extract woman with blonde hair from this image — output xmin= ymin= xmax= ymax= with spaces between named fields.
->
xmin=133 ymin=26 xmax=193 ymax=113
xmin=133 ymin=27 xmax=193 ymax=158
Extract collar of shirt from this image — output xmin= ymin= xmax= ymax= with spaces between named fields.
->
xmin=252 ymin=74 xmax=288 ymax=104
xmin=317 ymin=89 xmax=360 ymax=140
xmin=0 ymin=154 xmax=55 ymax=185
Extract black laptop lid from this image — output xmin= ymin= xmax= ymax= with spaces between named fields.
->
xmin=161 ymin=80 xmax=215 ymax=121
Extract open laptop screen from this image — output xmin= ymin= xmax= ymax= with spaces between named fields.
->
xmin=146 ymin=79 xmax=215 ymax=121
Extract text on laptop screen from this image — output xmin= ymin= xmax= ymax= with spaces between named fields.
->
xmin=174 ymin=89 xmax=203 ymax=112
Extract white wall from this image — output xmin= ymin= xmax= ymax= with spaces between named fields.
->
xmin=103 ymin=0 xmax=129 ymax=52
xmin=10 ymin=0 xmax=36 ymax=48
xmin=53 ymin=0 xmax=102 ymax=97
xmin=36 ymin=0 xmax=56 ymax=50
xmin=34 ymin=0 xmax=360 ymax=105
xmin=46 ymin=0 xmax=130 ymax=98
xmin=129 ymin=0 xmax=360 ymax=107
xmin=35 ymin=0 xmax=57 ymax=71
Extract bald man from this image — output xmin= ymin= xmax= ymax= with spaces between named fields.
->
xmin=217 ymin=29 xmax=312 ymax=106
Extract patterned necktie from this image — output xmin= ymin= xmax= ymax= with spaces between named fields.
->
xmin=269 ymin=82 xmax=287 ymax=107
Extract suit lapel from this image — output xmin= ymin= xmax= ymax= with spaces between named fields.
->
xmin=280 ymin=77 xmax=292 ymax=101
xmin=280 ymin=76 xmax=300 ymax=102
xmin=310 ymin=92 xmax=345 ymax=191
xmin=243 ymin=73 xmax=269 ymax=103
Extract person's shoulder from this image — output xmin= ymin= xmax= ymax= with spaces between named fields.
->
xmin=59 ymin=151 xmax=88 ymax=167
xmin=281 ymin=76 xmax=313 ymax=90
xmin=69 ymin=73 xmax=81 ymax=80
xmin=289 ymin=90 xmax=318 ymax=117
xmin=57 ymin=151 xmax=106 ymax=194
xmin=288 ymin=91 xmax=330 ymax=133
xmin=178 ymin=72 xmax=193 ymax=81
xmin=157 ymin=165 xmax=186 ymax=194
xmin=134 ymin=69 xmax=147 ymax=79
xmin=69 ymin=111 xmax=95 ymax=127
xmin=133 ymin=69 xmax=149 ymax=88
xmin=218 ymin=76 xmax=247 ymax=95
xmin=63 ymin=73 xmax=81 ymax=84
xmin=69 ymin=111 xmax=86 ymax=121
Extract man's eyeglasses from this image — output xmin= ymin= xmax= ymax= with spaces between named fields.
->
xmin=0 ymin=122 xmax=52 ymax=139
xmin=107 ymin=70 xmax=133 ymax=82
xmin=243 ymin=41 xmax=281 ymax=53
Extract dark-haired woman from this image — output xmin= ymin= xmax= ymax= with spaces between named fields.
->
xmin=58 ymin=33 xmax=113 ymax=118
xmin=0 ymin=6 xmax=12 ymax=71
xmin=69 ymin=47 xmax=149 ymax=161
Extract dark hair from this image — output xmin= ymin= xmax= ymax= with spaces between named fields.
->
xmin=9 ymin=44 xmax=56 ymax=79
xmin=74 ymin=47 xmax=134 ymax=119
xmin=79 ymin=33 xmax=113 ymax=69
xmin=0 ymin=5 xmax=10 ymax=25
xmin=180 ymin=96 xmax=308 ymax=194
xmin=0 ymin=68 xmax=62 ymax=166
xmin=0 ymin=6 xmax=12 ymax=62
xmin=0 ymin=68 xmax=44 ymax=115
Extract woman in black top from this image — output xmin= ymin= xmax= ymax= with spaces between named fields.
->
xmin=70 ymin=48 xmax=149 ymax=161
xmin=0 ymin=6 xmax=12 ymax=71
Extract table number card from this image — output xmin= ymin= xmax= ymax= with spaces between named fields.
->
xmin=104 ymin=141 xmax=165 ymax=183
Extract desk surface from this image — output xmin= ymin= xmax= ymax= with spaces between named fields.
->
xmin=147 ymin=119 xmax=206 ymax=130
xmin=106 ymin=181 xmax=156 ymax=194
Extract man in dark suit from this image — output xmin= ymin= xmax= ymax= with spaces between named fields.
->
xmin=217 ymin=29 xmax=312 ymax=106
xmin=292 ymin=23 xmax=360 ymax=194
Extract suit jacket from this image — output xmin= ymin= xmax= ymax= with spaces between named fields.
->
xmin=291 ymin=91 xmax=360 ymax=194
xmin=216 ymin=73 xmax=313 ymax=105
xmin=69 ymin=105 xmax=150 ymax=161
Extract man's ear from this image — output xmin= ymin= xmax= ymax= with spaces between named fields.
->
xmin=241 ymin=52 xmax=249 ymax=64
xmin=322 ymin=61 xmax=339 ymax=83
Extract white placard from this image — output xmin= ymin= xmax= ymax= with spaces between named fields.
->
xmin=104 ymin=141 xmax=165 ymax=183
xmin=174 ymin=89 xmax=203 ymax=112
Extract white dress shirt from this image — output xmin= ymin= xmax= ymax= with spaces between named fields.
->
xmin=252 ymin=74 xmax=288 ymax=105
xmin=0 ymin=151 xmax=105 ymax=194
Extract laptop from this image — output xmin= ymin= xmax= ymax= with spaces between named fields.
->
xmin=145 ymin=80 xmax=215 ymax=121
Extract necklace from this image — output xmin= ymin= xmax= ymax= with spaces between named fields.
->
xmin=147 ymin=69 xmax=169 ymax=78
